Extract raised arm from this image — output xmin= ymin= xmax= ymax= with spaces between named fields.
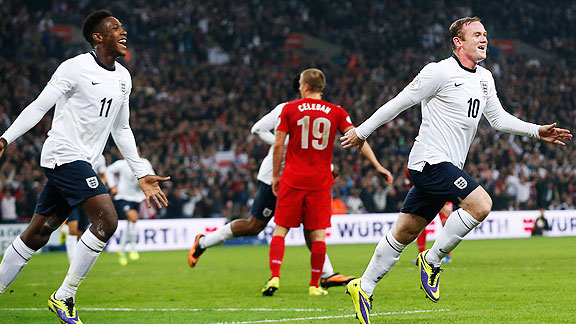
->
xmin=342 ymin=63 xmax=443 ymax=149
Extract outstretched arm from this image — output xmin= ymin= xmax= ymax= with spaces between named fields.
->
xmin=0 ymin=84 xmax=64 ymax=157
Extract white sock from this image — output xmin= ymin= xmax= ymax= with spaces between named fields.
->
xmin=126 ymin=222 xmax=137 ymax=251
xmin=65 ymin=235 xmax=78 ymax=264
xmin=360 ymin=231 xmax=406 ymax=296
xmin=55 ymin=230 xmax=106 ymax=301
xmin=201 ymin=223 xmax=233 ymax=248
xmin=322 ymin=255 xmax=335 ymax=278
xmin=0 ymin=236 xmax=36 ymax=294
xmin=427 ymin=209 xmax=480 ymax=266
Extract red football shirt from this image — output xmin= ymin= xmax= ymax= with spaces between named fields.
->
xmin=277 ymin=98 xmax=353 ymax=190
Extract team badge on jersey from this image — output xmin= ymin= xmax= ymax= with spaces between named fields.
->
xmin=454 ymin=176 xmax=468 ymax=190
xmin=86 ymin=176 xmax=99 ymax=189
xmin=119 ymin=80 xmax=127 ymax=95
xmin=263 ymin=208 xmax=272 ymax=217
xmin=480 ymin=81 xmax=489 ymax=97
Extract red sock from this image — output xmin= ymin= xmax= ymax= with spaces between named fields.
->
xmin=309 ymin=241 xmax=326 ymax=287
xmin=417 ymin=230 xmax=427 ymax=253
xmin=269 ymin=236 xmax=285 ymax=278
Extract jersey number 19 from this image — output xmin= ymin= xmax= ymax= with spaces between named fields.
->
xmin=296 ymin=116 xmax=331 ymax=150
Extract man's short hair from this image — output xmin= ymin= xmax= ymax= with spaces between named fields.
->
xmin=449 ymin=16 xmax=482 ymax=49
xmin=82 ymin=10 xmax=113 ymax=45
xmin=300 ymin=68 xmax=326 ymax=93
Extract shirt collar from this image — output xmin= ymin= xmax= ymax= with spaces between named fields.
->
xmin=90 ymin=51 xmax=116 ymax=71
xmin=451 ymin=53 xmax=476 ymax=73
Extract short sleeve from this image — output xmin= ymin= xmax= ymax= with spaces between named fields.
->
xmin=338 ymin=108 xmax=354 ymax=133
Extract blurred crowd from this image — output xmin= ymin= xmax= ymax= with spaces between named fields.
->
xmin=1 ymin=0 xmax=575 ymax=222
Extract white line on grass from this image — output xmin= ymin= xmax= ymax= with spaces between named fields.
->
xmin=209 ymin=309 xmax=451 ymax=324
xmin=0 ymin=307 xmax=328 ymax=312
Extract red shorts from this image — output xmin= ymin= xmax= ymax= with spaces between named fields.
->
xmin=274 ymin=183 xmax=331 ymax=230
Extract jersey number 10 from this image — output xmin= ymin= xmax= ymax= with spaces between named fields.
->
xmin=467 ymin=98 xmax=480 ymax=118
xmin=296 ymin=116 xmax=331 ymax=150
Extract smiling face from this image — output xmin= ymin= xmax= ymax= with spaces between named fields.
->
xmin=97 ymin=17 xmax=128 ymax=57
xmin=456 ymin=21 xmax=487 ymax=64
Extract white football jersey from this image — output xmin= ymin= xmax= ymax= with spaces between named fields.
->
xmin=356 ymin=55 xmax=539 ymax=171
xmin=107 ymin=158 xmax=154 ymax=203
xmin=1 ymin=52 xmax=148 ymax=178
xmin=251 ymin=103 xmax=287 ymax=185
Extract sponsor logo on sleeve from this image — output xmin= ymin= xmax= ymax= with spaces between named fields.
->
xmin=410 ymin=78 xmax=421 ymax=89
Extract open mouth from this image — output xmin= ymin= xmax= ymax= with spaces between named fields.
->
xmin=119 ymin=39 xmax=127 ymax=48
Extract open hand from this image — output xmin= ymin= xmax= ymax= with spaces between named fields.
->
xmin=138 ymin=174 xmax=171 ymax=208
xmin=539 ymin=123 xmax=572 ymax=146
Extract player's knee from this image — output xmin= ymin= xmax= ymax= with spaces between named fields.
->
xmin=477 ymin=191 xmax=492 ymax=218
xmin=22 ymin=224 xmax=58 ymax=249
xmin=394 ymin=229 xmax=419 ymax=245
xmin=91 ymin=212 xmax=118 ymax=241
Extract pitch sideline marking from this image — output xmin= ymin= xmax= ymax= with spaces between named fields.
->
xmin=209 ymin=309 xmax=451 ymax=324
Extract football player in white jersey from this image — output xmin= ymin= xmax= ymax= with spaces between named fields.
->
xmin=0 ymin=10 xmax=170 ymax=324
xmin=341 ymin=17 xmax=571 ymax=324
xmin=188 ymin=76 xmax=393 ymax=290
xmin=107 ymin=153 xmax=155 ymax=266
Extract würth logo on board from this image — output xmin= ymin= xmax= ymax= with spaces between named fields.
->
xmin=86 ymin=176 xmax=99 ymax=189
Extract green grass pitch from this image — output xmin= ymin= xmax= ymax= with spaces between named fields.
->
xmin=1 ymin=236 xmax=575 ymax=323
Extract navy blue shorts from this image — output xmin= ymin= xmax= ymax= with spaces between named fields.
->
xmin=401 ymin=162 xmax=479 ymax=222
xmin=35 ymin=161 xmax=108 ymax=216
xmin=115 ymin=199 xmax=141 ymax=219
xmin=250 ymin=181 xmax=277 ymax=222
xmin=67 ymin=207 xmax=91 ymax=232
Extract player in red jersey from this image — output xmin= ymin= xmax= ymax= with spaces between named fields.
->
xmin=261 ymin=68 xmax=393 ymax=296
